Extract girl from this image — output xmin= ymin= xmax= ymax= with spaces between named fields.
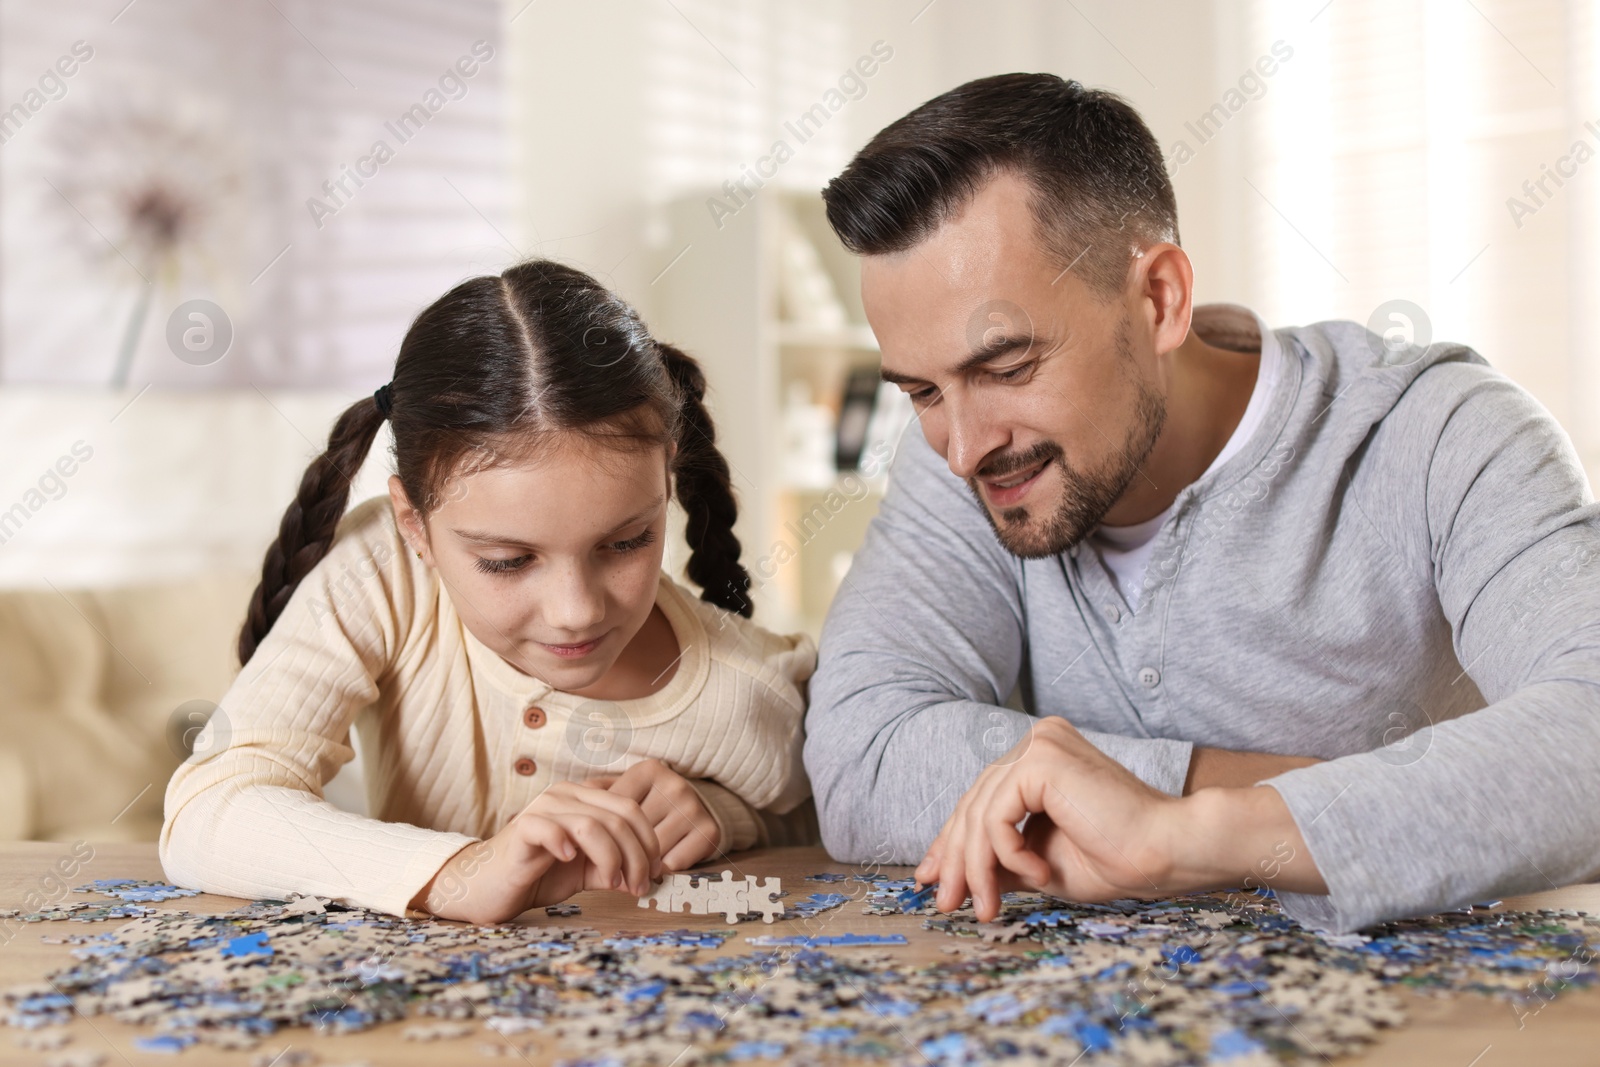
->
xmin=160 ymin=260 xmax=816 ymax=924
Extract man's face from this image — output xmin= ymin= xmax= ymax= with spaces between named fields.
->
xmin=861 ymin=171 xmax=1166 ymax=557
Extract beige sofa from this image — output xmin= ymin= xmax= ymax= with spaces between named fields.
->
xmin=0 ymin=386 xmax=389 ymax=843
xmin=0 ymin=572 xmax=257 ymax=843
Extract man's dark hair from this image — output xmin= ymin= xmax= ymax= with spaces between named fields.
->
xmin=822 ymin=73 xmax=1178 ymax=299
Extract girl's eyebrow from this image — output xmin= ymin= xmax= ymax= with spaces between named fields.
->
xmin=451 ymin=495 xmax=665 ymax=547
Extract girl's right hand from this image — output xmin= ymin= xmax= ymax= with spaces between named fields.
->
xmin=409 ymin=780 xmax=662 ymax=924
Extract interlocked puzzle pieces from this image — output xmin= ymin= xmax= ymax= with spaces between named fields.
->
xmin=636 ymin=870 xmax=783 ymax=923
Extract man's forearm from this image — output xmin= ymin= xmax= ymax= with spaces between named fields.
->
xmin=1183 ymin=747 xmax=1323 ymax=793
xmin=1174 ymin=784 xmax=1327 ymax=895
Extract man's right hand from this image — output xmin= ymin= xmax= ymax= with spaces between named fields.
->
xmin=409 ymin=780 xmax=662 ymax=924
xmin=1183 ymin=747 xmax=1322 ymax=793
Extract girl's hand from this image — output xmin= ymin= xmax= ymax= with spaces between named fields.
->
xmin=586 ymin=758 xmax=721 ymax=871
xmin=912 ymin=717 xmax=1325 ymax=922
xmin=410 ymin=780 xmax=662 ymax=924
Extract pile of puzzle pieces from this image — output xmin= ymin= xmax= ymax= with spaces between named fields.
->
xmin=0 ymin=875 xmax=1597 ymax=1066
xmin=636 ymin=870 xmax=784 ymax=923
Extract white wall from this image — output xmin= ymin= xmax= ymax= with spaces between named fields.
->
xmin=507 ymin=0 xmax=1237 ymax=328
xmin=842 ymin=0 xmax=1238 ymax=302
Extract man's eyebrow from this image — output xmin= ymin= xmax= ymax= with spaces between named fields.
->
xmin=451 ymin=495 xmax=665 ymax=547
xmin=881 ymin=335 xmax=1038 ymax=386
xmin=880 ymin=366 xmax=925 ymax=386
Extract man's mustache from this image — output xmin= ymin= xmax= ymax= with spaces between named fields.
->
xmin=975 ymin=442 xmax=1062 ymax=481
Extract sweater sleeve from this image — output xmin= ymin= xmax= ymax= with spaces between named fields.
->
xmin=1268 ymin=365 xmax=1600 ymax=932
xmin=668 ymin=603 xmax=816 ymax=820
xmin=159 ymin=500 xmax=478 ymax=916
xmin=804 ymin=424 xmax=1195 ymax=866
xmin=687 ymin=781 xmax=821 ymax=855
xmin=687 ymin=779 xmax=764 ymax=853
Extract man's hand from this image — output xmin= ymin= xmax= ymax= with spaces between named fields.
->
xmin=585 ymin=758 xmax=721 ymax=872
xmin=914 ymin=717 xmax=1327 ymax=921
xmin=915 ymin=717 xmax=1180 ymax=920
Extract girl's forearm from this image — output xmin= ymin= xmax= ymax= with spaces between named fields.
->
xmin=407 ymin=841 xmax=481 ymax=918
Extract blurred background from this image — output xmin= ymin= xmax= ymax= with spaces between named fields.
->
xmin=1 ymin=0 xmax=1596 ymax=842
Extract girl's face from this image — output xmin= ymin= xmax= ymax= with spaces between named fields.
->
xmin=390 ymin=436 xmax=672 ymax=694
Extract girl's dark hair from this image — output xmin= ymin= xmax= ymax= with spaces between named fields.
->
xmin=237 ymin=259 xmax=751 ymax=666
xmin=822 ymin=73 xmax=1179 ymax=299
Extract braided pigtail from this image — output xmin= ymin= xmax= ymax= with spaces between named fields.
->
xmin=237 ymin=395 xmax=387 ymax=665
xmin=656 ymin=342 xmax=754 ymax=618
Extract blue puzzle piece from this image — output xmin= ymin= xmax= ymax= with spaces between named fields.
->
xmin=746 ymin=932 xmax=908 ymax=948
xmin=1209 ymin=1027 xmax=1267 ymax=1061
xmin=896 ymin=884 xmax=936 ymax=912
xmin=220 ymin=932 xmax=273 ymax=958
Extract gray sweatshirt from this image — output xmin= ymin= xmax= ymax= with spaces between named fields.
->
xmin=803 ymin=306 xmax=1600 ymax=934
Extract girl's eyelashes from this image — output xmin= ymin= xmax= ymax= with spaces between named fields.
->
xmin=611 ymin=529 xmax=657 ymax=553
xmin=474 ymin=554 xmax=532 ymax=575
xmin=470 ymin=529 xmax=654 ymax=575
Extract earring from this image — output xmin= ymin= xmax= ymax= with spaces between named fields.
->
xmin=416 ymin=551 xmax=423 ymax=560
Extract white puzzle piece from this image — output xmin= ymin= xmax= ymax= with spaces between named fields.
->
xmin=704 ymin=871 xmax=749 ymax=923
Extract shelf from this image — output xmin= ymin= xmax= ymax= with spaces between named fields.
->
xmin=775 ymin=322 xmax=879 ymax=351
xmin=653 ymin=189 xmax=887 ymax=637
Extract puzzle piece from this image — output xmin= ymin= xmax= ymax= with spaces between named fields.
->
xmin=280 ymin=895 xmax=327 ymax=916
xmin=748 ymin=878 xmax=784 ymax=923
xmin=896 ymin=884 xmax=937 ymax=913
xmin=636 ymin=875 xmax=676 ymax=914
xmin=782 ymin=891 xmax=844 ymax=922
xmin=249 ymin=1048 xmax=317 ymax=1067
xmin=75 ymin=878 xmax=201 ymax=904
xmin=134 ymin=1034 xmax=197 ymax=1053
xmin=704 ymin=871 xmax=749 ymax=923
xmin=638 ymin=875 xmax=672 ymax=914
xmin=14 ymin=1029 xmax=70 ymax=1050
xmin=401 ymin=1021 xmax=472 ymax=1041
xmin=976 ymin=921 xmax=1030 ymax=944
xmin=44 ymin=1052 xmax=104 ymax=1067
xmin=637 ymin=873 xmax=704 ymax=915
xmin=746 ymin=932 xmax=908 ymax=947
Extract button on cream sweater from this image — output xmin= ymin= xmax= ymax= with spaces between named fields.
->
xmin=160 ymin=496 xmax=816 ymax=917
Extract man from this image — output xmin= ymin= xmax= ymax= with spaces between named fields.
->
xmin=803 ymin=73 xmax=1600 ymax=934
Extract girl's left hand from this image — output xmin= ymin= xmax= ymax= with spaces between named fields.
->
xmin=585 ymin=758 xmax=721 ymax=871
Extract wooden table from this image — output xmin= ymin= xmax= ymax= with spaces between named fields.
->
xmin=2 ymin=842 xmax=1597 ymax=1065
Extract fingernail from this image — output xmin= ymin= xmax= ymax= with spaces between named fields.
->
xmin=611 ymin=873 xmax=622 ymax=890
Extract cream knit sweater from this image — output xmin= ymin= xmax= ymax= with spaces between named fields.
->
xmin=160 ymin=496 xmax=816 ymax=917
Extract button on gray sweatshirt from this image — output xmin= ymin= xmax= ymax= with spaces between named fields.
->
xmin=803 ymin=306 xmax=1600 ymax=934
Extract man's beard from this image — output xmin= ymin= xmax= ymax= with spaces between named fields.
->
xmin=968 ymin=335 xmax=1167 ymax=560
